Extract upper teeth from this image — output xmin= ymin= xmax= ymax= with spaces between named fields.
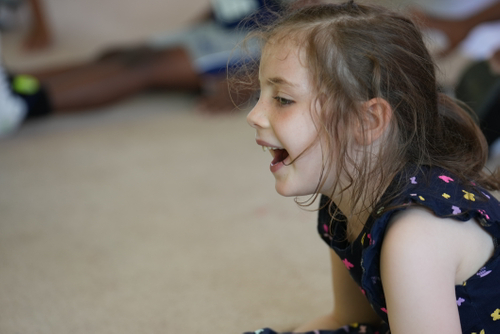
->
xmin=262 ymin=146 xmax=279 ymax=152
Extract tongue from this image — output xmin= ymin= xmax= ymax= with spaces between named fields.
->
xmin=271 ymin=149 xmax=289 ymax=166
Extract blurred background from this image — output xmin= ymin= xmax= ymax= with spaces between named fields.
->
xmin=0 ymin=0 xmax=499 ymax=333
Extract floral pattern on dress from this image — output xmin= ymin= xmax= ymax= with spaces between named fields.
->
xmin=244 ymin=166 xmax=500 ymax=334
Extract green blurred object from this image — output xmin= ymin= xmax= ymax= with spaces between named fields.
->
xmin=12 ymin=74 xmax=40 ymax=95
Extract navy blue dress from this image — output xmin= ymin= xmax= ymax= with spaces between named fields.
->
xmin=244 ymin=166 xmax=500 ymax=334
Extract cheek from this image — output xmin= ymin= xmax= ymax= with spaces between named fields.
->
xmin=297 ymin=140 xmax=324 ymax=174
xmin=289 ymin=114 xmax=319 ymax=144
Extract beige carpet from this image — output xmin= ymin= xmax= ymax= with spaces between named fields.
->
xmin=0 ymin=95 xmax=331 ymax=333
xmin=1 ymin=0 xmax=498 ymax=333
xmin=1 ymin=1 xmax=330 ymax=333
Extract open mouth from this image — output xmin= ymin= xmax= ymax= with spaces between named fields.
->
xmin=261 ymin=145 xmax=290 ymax=170
xmin=270 ymin=148 xmax=289 ymax=166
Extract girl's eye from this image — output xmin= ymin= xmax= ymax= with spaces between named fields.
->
xmin=273 ymin=96 xmax=294 ymax=106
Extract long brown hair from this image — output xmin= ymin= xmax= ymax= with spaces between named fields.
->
xmin=236 ymin=0 xmax=500 ymax=216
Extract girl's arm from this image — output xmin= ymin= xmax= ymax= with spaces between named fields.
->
xmin=380 ymin=207 xmax=464 ymax=334
xmin=293 ymin=249 xmax=382 ymax=332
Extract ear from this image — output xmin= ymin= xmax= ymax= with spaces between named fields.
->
xmin=354 ymin=98 xmax=393 ymax=146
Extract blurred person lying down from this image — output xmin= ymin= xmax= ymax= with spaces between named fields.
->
xmin=0 ymin=0 xmax=291 ymax=137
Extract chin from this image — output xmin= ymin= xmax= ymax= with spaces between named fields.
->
xmin=275 ymin=183 xmax=315 ymax=197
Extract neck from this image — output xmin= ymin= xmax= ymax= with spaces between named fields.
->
xmin=333 ymin=193 xmax=372 ymax=243
xmin=328 ymin=170 xmax=393 ymax=243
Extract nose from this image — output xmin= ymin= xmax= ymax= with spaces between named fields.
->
xmin=247 ymin=101 xmax=269 ymax=129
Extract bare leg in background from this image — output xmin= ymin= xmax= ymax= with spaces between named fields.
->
xmin=29 ymin=47 xmax=202 ymax=112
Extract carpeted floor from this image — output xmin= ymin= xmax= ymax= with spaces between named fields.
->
xmin=1 ymin=1 xmax=330 ymax=333
xmin=0 ymin=93 xmax=331 ymax=333
xmin=1 ymin=1 xmax=498 ymax=333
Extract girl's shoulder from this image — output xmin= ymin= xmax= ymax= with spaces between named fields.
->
xmin=358 ymin=166 xmax=500 ymax=309
xmin=317 ymin=165 xmax=500 ymax=251
xmin=383 ymin=205 xmax=495 ymax=285
xmin=377 ymin=169 xmax=500 ymax=333
xmin=379 ymin=206 xmax=468 ymax=333
xmin=376 ymin=166 xmax=500 ymax=261
xmin=381 ymin=165 xmax=500 ymax=225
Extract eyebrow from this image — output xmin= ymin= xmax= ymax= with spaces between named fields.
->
xmin=266 ymin=77 xmax=297 ymax=87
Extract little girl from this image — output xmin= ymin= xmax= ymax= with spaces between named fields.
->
xmin=243 ymin=1 xmax=500 ymax=333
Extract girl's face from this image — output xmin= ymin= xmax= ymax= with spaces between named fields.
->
xmin=247 ymin=41 xmax=334 ymax=197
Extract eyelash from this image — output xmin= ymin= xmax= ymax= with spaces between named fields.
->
xmin=273 ymin=96 xmax=294 ymax=106
xmin=254 ymin=90 xmax=294 ymax=107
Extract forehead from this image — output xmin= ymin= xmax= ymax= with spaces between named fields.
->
xmin=262 ymin=36 xmax=303 ymax=62
xmin=259 ymin=39 xmax=309 ymax=80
